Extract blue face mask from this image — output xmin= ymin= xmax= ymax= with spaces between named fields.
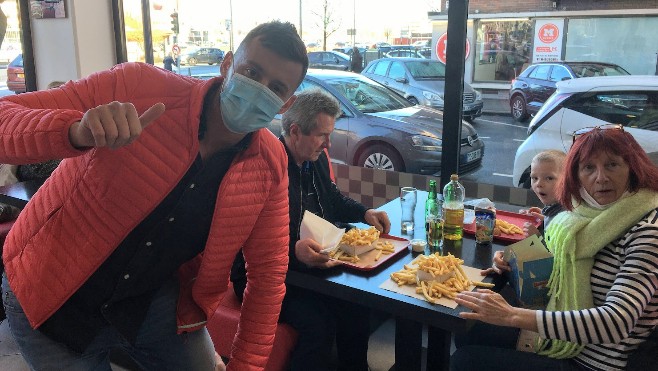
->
xmin=220 ymin=72 xmax=285 ymax=134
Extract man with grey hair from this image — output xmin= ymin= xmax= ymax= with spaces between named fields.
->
xmin=232 ymin=88 xmax=390 ymax=370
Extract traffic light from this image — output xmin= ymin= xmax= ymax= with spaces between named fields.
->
xmin=170 ymin=12 xmax=179 ymax=34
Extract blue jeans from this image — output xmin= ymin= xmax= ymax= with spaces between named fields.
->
xmin=451 ymin=322 xmax=585 ymax=371
xmin=2 ymin=274 xmax=216 ymax=371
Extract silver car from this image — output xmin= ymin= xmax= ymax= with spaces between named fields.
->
xmin=363 ymin=58 xmax=483 ymax=121
xmin=269 ymin=69 xmax=485 ymax=176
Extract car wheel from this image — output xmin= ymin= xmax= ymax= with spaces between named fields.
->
xmin=357 ymin=144 xmax=405 ymax=172
xmin=408 ymin=97 xmax=419 ymax=105
xmin=511 ymin=95 xmax=529 ymax=122
xmin=188 ymin=57 xmax=198 ymax=66
xmin=208 ymin=62 xmax=214 ymax=65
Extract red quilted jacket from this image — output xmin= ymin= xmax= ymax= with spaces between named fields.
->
xmin=0 ymin=62 xmax=290 ymax=370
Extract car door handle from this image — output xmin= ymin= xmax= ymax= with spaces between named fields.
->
xmin=384 ymin=81 xmax=389 ymax=85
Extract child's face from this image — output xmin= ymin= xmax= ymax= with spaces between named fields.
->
xmin=530 ymin=161 xmax=561 ymax=206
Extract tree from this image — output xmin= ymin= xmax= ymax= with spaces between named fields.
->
xmin=312 ymin=0 xmax=341 ymax=51
xmin=384 ymin=28 xmax=392 ymax=43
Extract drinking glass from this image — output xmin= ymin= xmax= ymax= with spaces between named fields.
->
xmin=400 ymin=187 xmax=417 ymax=234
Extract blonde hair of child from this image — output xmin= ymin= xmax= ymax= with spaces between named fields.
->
xmin=531 ymin=150 xmax=566 ymax=171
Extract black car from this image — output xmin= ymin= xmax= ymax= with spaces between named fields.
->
xmin=509 ymin=61 xmax=629 ymax=122
xmin=179 ymin=47 xmax=224 ymax=66
xmin=308 ymin=51 xmax=351 ymax=71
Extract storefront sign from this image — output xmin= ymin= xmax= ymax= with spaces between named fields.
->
xmin=436 ymin=32 xmax=471 ymax=64
xmin=532 ymin=19 xmax=564 ymax=63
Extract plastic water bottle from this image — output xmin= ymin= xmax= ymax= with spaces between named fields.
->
xmin=443 ymin=174 xmax=465 ymax=241
xmin=425 ymin=180 xmax=443 ymax=250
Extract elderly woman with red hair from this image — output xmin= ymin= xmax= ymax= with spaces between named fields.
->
xmin=450 ymin=124 xmax=658 ymax=371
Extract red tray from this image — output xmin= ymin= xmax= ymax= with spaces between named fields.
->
xmin=463 ymin=209 xmax=542 ymax=242
xmin=334 ymin=234 xmax=410 ymax=271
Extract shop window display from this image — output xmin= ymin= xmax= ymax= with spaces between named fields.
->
xmin=474 ymin=19 xmax=532 ymax=82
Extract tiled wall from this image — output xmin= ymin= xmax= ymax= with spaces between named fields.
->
xmin=332 ymin=163 xmax=542 ymax=209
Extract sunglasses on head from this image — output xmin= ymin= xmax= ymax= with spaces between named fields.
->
xmin=572 ymin=124 xmax=624 ymax=144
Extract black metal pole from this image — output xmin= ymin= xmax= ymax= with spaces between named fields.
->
xmin=141 ymin=0 xmax=153 ymax=65
xmin=112 ymin=0 xmax=127 ymax=64
xmin=440 ymin=0 xmax=469 ymax=188
xmin=17 ymin=0 xmax=36 ymax=92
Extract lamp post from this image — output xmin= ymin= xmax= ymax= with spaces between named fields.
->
xmin=352 ymin=0 xmax=355 ymax=47
xmin=229 ymin=0 xmax=234 ymax=52
xmin=299 ymin=0 xmax=303 ymax=37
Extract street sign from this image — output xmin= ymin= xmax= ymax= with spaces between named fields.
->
xmin=172 ymin=44 xmax=181 ymax=57
xmin=435 ymin=32 xmax=470 ymax=64
xmin=347 ymin=29 xmax=356 ymax=36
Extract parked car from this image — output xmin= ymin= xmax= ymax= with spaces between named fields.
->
xmin=179 ymin=47 xmax=224 ymax=66
xmin=6 ymin=54 xmax=26 ymax=94
xmin=513 ymin=75 xmax=658 ymax=188
xmin=509 ymin=61 xmax=630 ymax=122
xmin=268 ymin=69 xmax=485 ymax=176
xmin=362 ymin=58 xmax=483 ymax=121
xmin=384 ymin=50 xmax=427 ymax=59
xmin=308 ymin=51 xmax=351 ymax=71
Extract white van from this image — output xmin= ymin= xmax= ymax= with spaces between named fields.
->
xmin=513 ymin=75 xmax=658 ymax=188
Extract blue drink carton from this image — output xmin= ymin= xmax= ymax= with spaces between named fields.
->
xmin=503 ymin=234 xmax=553 ymax=309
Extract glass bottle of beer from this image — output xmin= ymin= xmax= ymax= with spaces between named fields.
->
xmin=443 ymin=174 xmax=465 ymax=240
xmin=425 ymin=180 xmax=442 ymax=250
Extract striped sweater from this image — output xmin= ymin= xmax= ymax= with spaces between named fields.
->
xmin=537 ymin=207 xmax=658 ymax=370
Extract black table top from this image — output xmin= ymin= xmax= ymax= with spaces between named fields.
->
xmin=286 ymin=190 xmax=508 ymax=333
xmin=0 ymin=179 xmax=44 ymax=208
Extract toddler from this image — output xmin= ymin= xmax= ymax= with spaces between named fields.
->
xmin=519 ymin=149 xmax=566 ymax=236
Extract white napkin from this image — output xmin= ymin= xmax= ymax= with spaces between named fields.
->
xmin=299 ymin=211 xmax=345 ymax=254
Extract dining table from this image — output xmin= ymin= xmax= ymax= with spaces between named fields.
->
xmin=285 ymin=190 xmax=512 ymax=371
xmin=0 ymin=179 xmax=44 ymax=209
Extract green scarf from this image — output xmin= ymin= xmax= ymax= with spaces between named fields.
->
xmin=538 ymin=189 xmax=658 ymax=359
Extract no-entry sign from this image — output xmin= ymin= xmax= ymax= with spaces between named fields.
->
xmin=435 ymin=32 xmax=470 ymax=64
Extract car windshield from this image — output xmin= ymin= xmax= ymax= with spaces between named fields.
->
xmin=405 ymin=61 xmax=446 ymax=79
xmin=569 ymin=64 xmax=630 ymax=77
xmin=325 ymin=76 xmax=412 ymax=113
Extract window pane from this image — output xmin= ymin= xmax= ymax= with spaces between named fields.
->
xmin=406 ymin=60 xmax=445 ymax=78
xmin=549 ymin=66 xmax=570 ymax=82
xmin=1 ymin=0 xmax=27 ymax=95
xmin=373 ymin=60 xmax=391 ymax=76
xmin=528 ymin=64 xmax=550 ymax=80
xmin=123 ymin=0 xmax=146 ymax=62
xmin=568 ymin=92 xmax=650 ymax=126
xmin=388 ymin=62 xmax=405 ymax=80
xmin=474 ymin=19 xmax=532 ymax=82
xmin=566 ymin=17 xmax=658 ymax=75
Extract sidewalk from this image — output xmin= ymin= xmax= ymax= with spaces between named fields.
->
xmin=481 ymin=91 xmax=510 ymax=115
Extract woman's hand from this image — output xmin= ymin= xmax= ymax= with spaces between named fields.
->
xmin=69 ymin=102 xmax=165 ymax=149
xmin=480 ymin=250 xmax=511 ymax=276
xmin=294 ymin=238 xmax=342 ymax=269
xmin=456 ymin=289 xmax=537 ymax=331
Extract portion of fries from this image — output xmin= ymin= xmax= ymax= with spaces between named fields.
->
xmin=328 ymin=229 xmax=395 ymax=263
xmin=340 ymin=226 xmax=380 ymax=246
xmin=390 ymin=253 xmax=494 ymax=304
xmin=493 ymin=219 xmax=524 ymax=236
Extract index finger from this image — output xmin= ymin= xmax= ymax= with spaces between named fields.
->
xmin=139 ymin=103 xmax=166 ymax=129
xmin=381 ymin=215 xmax=391 ymax=234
